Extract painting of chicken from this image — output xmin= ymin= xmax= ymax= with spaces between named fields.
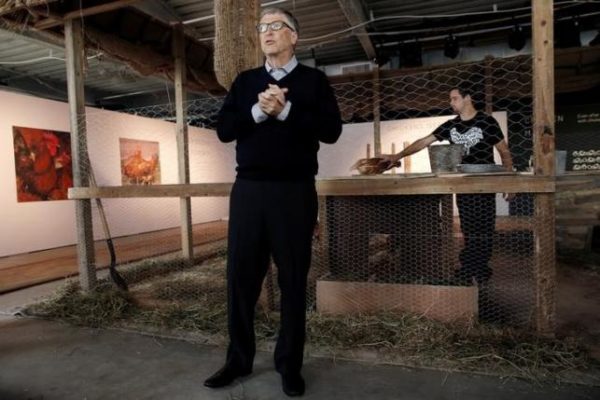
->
xmin=13 ymin=126 xmax=73 ymax=202
xmin=119 ymin=138 xmax=161 ymax=185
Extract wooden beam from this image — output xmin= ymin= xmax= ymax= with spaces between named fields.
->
xmin=533 ymin=2 xmax=556 ymax=176
xmin=132 ymin=0 xmax=182 ymax=24
xmin=316 ymin=175 xmax=555 ymax=196
xmin=173 ymin=23 xmax=193 ymax=262
xmin=0 ymin=0 xmax=60 ymax=18
xmin=65 ymin=18 xmax=96 ymax=291
xmin=83 ymin=25 xmax=220 ymax=92
xmin=372 ymin=64 xmax=381 ymax=156
xmin=243 ymin=0 xmax=262 ymax=68
xmin=337 ymin=0 xmax=376 ymax=60
xmin=69 ymin=183 xmax=233 ymax=199
xmin=35 ymin=0 xmax=142 ymax=30
xmin=68 ymin=175 xmax=555 ymax=200
xmin=532 ymin=0 xmax=556 ymax=336
xmin=484 ymin=55 xmax=493 ymax=114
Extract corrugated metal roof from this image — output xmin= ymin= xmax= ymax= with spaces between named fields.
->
xmin=0 ymin=0 xmax=598 ymax=109
xmin=0 ymin=26 xmax=169 ymax=104
xmin=172 ymin=0 xmax=541 ymax=64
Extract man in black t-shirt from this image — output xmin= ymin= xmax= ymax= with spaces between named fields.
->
xmin=380 ymin=87 xmax=513 ymax=286
xmin=431 ymin=111 xmax=504 ymax=165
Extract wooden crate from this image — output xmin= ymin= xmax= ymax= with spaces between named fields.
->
xmin=316 ymin=280 xmax=478 ymax=324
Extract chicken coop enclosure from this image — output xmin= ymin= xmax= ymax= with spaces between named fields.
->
xmin=44 ymin=1 xmax=559 ymax=345
xmin=63 ymin=48 xmax=557 ymax=337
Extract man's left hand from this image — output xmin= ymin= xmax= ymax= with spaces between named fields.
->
xmin=258 ymin=84 xmax=288 ymax=117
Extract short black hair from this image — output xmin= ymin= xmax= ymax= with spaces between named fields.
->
xmin=260 ymin=7 xmax=299 ymax=34
xmin=450 ymin=86 xmax=473 ymax=98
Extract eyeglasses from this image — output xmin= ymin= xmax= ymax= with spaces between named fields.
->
xmin=256 ymin=20 xmax=295 ymax=33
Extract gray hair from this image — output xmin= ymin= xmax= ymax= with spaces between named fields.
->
xmin=260 ymin=7 xmax=299 ymax=34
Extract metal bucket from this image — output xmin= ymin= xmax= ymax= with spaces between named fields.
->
xmin=428 ymin=144 xmax=463 ymax=172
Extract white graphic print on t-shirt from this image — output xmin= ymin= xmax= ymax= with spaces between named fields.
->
xmin=450 ymin=126 xmax=483 ymax=155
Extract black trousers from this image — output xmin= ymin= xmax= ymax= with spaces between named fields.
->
xmin=225 ymin=178 xmax=317 ymax=376
xmin=456 ymin=193 xmax=496 ymax=283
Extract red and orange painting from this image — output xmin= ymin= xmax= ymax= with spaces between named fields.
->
xmin=13 ymin=126 xmax=73 ymax=202
xmin=119 ymin=138 xmax=161 ymax=185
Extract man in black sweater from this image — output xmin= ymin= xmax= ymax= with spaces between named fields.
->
xmin=204 ymin=7 xmax=342 ymax=397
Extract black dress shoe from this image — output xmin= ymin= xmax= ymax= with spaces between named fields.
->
xmin=203 ymin=365 xmax=251 ymax=388
xmin=281 ymin=373 xmax=305 ymax=397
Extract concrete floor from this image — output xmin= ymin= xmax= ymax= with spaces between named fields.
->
xmin=1 ymin=280 xmax=600 ymax=400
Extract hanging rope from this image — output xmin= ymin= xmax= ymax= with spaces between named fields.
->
xmin=213 ymin=0 xmax=261 ymax=90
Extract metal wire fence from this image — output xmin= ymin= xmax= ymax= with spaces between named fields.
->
xmin=72 ymin=55 xmax=556 ymax=335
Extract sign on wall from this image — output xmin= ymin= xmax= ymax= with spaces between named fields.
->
xmin=556 ymin=104 xmax=600 ymax=171
xmin=13 ymin=126 xmax=73 ymax=202
xmin=119 ymin=138 xmax=161 ymax=185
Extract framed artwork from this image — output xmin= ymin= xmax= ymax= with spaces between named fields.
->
xmin=13 ymin=126 xmax=73 ymax=202
xmin=119 ymin=138 xmax=161 ymax=185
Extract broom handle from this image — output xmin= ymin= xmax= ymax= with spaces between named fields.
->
xmin=88 ymin=165 xmax=112 ymax=240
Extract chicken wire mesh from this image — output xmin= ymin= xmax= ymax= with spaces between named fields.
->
xmin=313 ymin=56 xmax=550 ymax=330
xmin=69 ymin=105 xmax=231 ymax=296
xmin=68 ymin=54 xmax=555 ymax=335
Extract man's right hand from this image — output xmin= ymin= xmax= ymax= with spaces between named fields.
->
xmin=378 ymin=154 xmax=401 ymax=169
xmin=258 ymin=84 xmax=288 ymax=117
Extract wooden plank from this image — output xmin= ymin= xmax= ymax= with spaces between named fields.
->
xmin=65 ymin=18 xmax=96 ymax=291
xmin=316 ymin=175 xmax=555 ymax=196
xmin=243 ymin=0 xmax=262 ymax=68
xmin=556 ymin=178 xmax=597 ymax=191
xmin=533 ymin=0 xmax=556 ymax=176
xmin=173 ymin=23 xmax=193 ymax=262
xmin=0 ymin=221 xmax=227 ymax=293
xmin=403 ymin=141 xmax=412 ymax=173
xmin=69 ymin=176 xmax=555 ymax=199
xmin=532 ymin=0 xmax=556 ymax=335
xmin=555 ymin=216 xmax=599 ymax=226
xmin=316 ymin=280 xmax=478 ymax=324
xmin=484 ymin=56 xmax=493 ymax=114
xmin=534 ymin=193 xmax=557 ymax=334
xmin=69 ymin=183 xmax=233 ymax=199
xmin=336 ymin=0 xmax=377 ymax=60
xmin=373 ymin=65 xmax=381 ymax=156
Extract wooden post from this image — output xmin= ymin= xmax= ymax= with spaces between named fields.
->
xmin=484 ymin=55 xmax=494 ymax=114
xmin=244 ymin=0 xmax=262 ymax=67
xmin=532 ymin=0 xmax=556 ymax=335
xmin=173 ymin=24 xmax=193 ymax=263
xmin=65 ymin=19 xmax=96 ymax=291
xmin=373 ymin=64 xmax=381 ymax=156
xmin=391 ymin=143 xmax=396 ymax=174
xmin=403 ymin=141 xmax=412 ymax=173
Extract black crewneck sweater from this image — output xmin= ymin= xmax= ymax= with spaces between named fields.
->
xmin=216 ymin=63 xmax=342 ymax=181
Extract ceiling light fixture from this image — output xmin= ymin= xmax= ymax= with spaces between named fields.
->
xmin=508 ymin=24 xmax=526 ymax=51
xmin=589 ymin=31 xmax=600 ymax=46
xmin=556 ymin=17 xmax=581 ymax=48
xmin=443 ymin=34 xmax=459 ymax=59
xmin=398 ymin=40 xmax=422 ymax=68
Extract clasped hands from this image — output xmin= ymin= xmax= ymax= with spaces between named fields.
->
xmin=258 ymin=84 xmax=288 ymax=116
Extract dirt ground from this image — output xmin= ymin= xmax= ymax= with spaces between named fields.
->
xmin=556 ymin=262 xmax=600 ymax=360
